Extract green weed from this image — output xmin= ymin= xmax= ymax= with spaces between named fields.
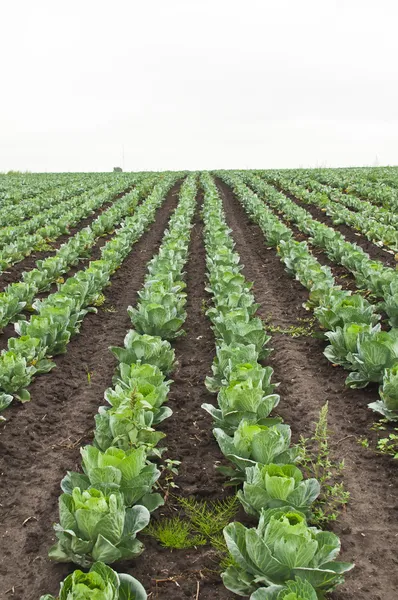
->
xmin=145 ymin=517 xmax=207 ymax=549
xmin=298 ymin=403 xmax=350 ymax=526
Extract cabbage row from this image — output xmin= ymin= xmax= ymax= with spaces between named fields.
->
xmin=200 ymin=172 xmax=353 ymax=599
xmin=0 ymin=177 xmax=139 ymax=273
xmin=0 ymin=175 xmax=156 ymax=332
xmin=0 ymin=174 xmax=180 ymax=419
xmin=218 ymin=172 xmax=398 ymax=423
xmin=272 ymin=172 xmax=398 ymax=228
xmin=243 ymin=174 xmax=398 ymax=323
xmin=40 ymin=174 xmax=197 ymax=599
xmin=300 ymin=167 xmax=398 ymax=208
xmin=0 ymin=172 xmax=106 ymax=216
xmin=261 ymin=172 xmax=398 ymax=252
xmin=0 ymin=175 xmax=138 ymax=249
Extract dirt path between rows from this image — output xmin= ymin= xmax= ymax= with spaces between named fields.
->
xmin=125 ymin=192 xmax=234 ymax=600
xmin=217 ymin=179 xmax=398 ymax=600
xmin=0 ymin=183 xmax=180 ymax=600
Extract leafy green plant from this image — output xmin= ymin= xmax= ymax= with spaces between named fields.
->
xmin=222 ymin=507 xmax=354 ymax=597
xmin=40 ymin=561 xmax=147 ymax=600
xmin=48 ymin=488 xmax=150 ymax=567
xmin=369 ymin=364 xmax=398 ymax=420
xmin=110 ymin=330 xmax=175 ymax=376
xmin=61 ymin=445 xmax=163 ymax=511
xmin=205 ymin=342 xmax=260 ymax=393
xmin=237 ymin=463 xmax=320 ymax=518
xmin=202 ymin=369 xmax=280 ymax=434
xmin=214 ymin=420 xmax=300 ymax=483
xmin=251 ymin=578 xmax=318 ymax=600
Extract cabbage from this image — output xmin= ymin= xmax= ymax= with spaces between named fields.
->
xmin=222 ymin=508 xmax=354 ymax=596
xmin=214 ymin=420 xmax=300 ymax=482
xmin=61 ymin=445 xmax=163 ymax=512
xmin=238 ymin=464 xmax=320 ymax=518
xmin=40 ymin=561 xmax=146 ymax=600
xmin=369 ymin=364 xmax=398 ymax=420
xmin=48 ymin=488 xmax=149 ymax=567
xmin=110 ymin=330 xmax=175 ymax=375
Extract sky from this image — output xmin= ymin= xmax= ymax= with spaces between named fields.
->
xmin=1 ymin=0 xmax=397 ymax=172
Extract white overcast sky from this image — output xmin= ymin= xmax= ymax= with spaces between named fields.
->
xmin=1 ymin=0 xmax=397 ymax=172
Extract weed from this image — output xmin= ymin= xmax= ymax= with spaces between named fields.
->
xmin=157 ymin=459 xmax=181 ymax=501
xmin=201 ymin=298 xmax=209 ymax=314
xmin=370 ymin=419 xmax=388 ymax=432
xmin=366 ymin=420 xmax=398 ymax=459
xmin=145 ymin=517 xmax=207 ymax=549
xmin=298 ymin=402 xmax=350 ymax=526
xmin=377 ymin=431 xmax=398 ymax=459
xmin=102 ymin=305 xmax=117 ymax=313
xmin=264 ymin=315 xmax=318 ymax=338
xmin=93 ymin=293 xmax=106 ymax=307
xmin=177 ymin=495 xmax=239 ymax=538
xmin=357 ymin=436 xmax=369 ymax=448
xmin=83 ymin=364 xmax=92 ymax=385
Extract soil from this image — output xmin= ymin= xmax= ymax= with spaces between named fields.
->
xmin=1 ymin=177 xmax=397 ymax=600
xmin=217 ymin=180 xmax=398 ymax=600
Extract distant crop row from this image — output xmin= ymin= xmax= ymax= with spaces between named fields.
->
xmin=221 ymin=171 xmax=398 ymax=421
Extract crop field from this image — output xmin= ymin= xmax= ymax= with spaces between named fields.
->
xmin=1 ymin=168 xmax=398 ymax=600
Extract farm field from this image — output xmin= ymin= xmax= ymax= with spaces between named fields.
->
xmin=0 ymin=169 xmax=398 ymax=600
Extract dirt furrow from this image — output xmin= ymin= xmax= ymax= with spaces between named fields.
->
xmin=125 ymin=192 xmax=233 ymax=600
xmin=218 ymin=179 xmax=398 ymax=600
xmin=0 ymin=183 xmax=180 ymax=600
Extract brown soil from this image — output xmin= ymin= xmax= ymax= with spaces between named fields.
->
xmin=0 ymin=183 xmax=181 ymax=600
xmin=217 ymin=180 xmax=398 ymax=600
xmin=0 ymin=187 xmax=133 ymax=292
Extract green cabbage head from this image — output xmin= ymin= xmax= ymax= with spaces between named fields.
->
xmin=61 ymin=445 xmax=163 ymax=512
xmin=40 ymin=561 xmax=147 ymax=599
xmin=48 ymin=488 xmax=150 ymax=567
xmin=222 ymin=508 xmax=354 ymax=596
xmin=214 ymin=420 xmax=300 ymax=482
xmin=238 ymin=464 xmax=320 ymax=517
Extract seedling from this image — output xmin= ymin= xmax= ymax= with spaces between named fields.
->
xmin=157 ymin=459 xmax=181 ymax=501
